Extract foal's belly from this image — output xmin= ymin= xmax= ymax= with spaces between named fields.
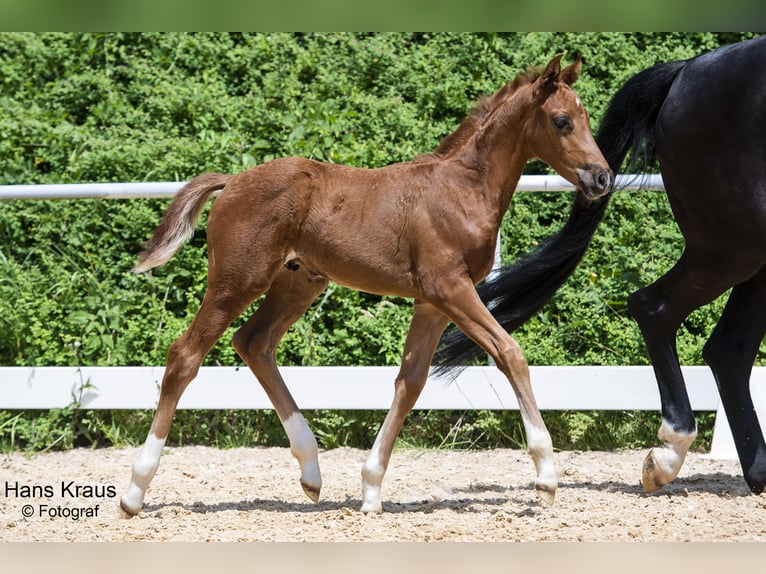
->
xmin=284 ymin=246 xmax=422 ymax=299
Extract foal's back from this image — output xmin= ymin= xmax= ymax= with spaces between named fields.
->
xmin=207 ymin=155 xmax=497 ymax=298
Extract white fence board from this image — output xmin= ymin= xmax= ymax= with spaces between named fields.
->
xmin=2 ymin=365 xmax=763 ymax=460
xmin=0 ymin=364 xmax=722 ymax=411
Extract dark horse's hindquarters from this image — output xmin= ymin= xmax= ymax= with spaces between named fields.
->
xmin=435 ymin=34 xmax=766 ymax=495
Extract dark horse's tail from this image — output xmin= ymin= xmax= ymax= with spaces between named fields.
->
xmin=432 ymin=59 xmax=686 ymax=375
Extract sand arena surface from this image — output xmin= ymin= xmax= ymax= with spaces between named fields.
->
xmin=2 ymin=445 xmax=764 ymax=542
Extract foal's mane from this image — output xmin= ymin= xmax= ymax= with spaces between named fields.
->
xmin=420 ymin=67 xmax=542 ymax=161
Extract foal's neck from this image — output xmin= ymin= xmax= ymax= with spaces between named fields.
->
xmin=461 ymin=89 xmax=533 ymax=222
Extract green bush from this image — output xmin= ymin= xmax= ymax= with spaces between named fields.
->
xmin=1 ymin=33 xmax=760 ymax=453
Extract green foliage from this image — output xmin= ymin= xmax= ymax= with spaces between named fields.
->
xmin=1 ymin=33 xmax=759 ymax=453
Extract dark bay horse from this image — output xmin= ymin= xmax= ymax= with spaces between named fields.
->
xmin=119 ymin=55 xmax=612 ymax=516
xmin=435 ymin=36 xmax=766 ymax=495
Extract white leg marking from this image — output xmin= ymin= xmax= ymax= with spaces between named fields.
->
xmin=643 ymin=418 xmax=697 ymax=492
xmin=283 ymin=413 xmax=322 ymax=501
xmin=360 ymin=442 xmax=384 ymax=513
xmin=524 ymin=422 xmax=557 ymax=504
xmin=120 ymin=433 xmax=166 ymax=515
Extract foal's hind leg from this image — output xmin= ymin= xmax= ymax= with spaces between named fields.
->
xmin=232 ymin=268 xmax=328 ymax=502
xmin=360 ymin=301 xmax=449 ymax=513
xmin=628 ymin=250 xmax=758 ymax=492
xmin=702 ymin=265 xmax=766 ymax=494
xmin=120 ymin=285 xmax=261 ymax=516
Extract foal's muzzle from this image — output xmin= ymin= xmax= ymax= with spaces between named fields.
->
xmin=577 ymin=164 xmax=613 ymax=199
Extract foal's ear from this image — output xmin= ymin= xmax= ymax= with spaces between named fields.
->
xmin=560 ymin=54 xmax=582 ymax=86
xmin=533 ymin=54 xmax=563 ymax=101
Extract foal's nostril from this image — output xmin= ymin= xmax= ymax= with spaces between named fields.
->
xmin=577 ymin=165 xmax=612 ymax=196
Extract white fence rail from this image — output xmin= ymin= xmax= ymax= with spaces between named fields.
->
xmin=0 ymin=174 xmax=666 ymax=200
xmin=2 ymin=365 xmax=765 ymax=460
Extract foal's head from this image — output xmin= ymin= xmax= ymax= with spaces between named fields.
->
xmin=522 ymin=54 xmax=612 ymax=199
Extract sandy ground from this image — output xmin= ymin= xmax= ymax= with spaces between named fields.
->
xmin=1 ymin=445 xmax=765 ymax=542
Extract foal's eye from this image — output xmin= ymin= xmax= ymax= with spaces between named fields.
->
xmin=552 ymin=115 xmax=572 ymax=131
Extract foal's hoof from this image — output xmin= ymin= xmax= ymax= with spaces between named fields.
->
xmin=535 ymin=484 xmax=556 ymax=506
xmin=118 ymin=498 xmax=140 ymax=518
xmin=301 ymin=481 xmax=321 ymax=503
xmin=642 ymin=449 xmax=668 ymax=493
xmin=360 ymin=500 xmax=383 ymax=514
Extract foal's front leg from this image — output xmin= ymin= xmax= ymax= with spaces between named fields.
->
xmin=432 ymin=279 xmax=557 ymax=505
xmin=361 ymin=302 xmax=449 ymax=513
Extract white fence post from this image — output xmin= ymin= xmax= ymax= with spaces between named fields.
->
xmin=705 ymin=370 xmax=766 ymax=459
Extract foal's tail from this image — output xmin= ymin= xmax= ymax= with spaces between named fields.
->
xmin=432 ymin=59 xmax=687 ymax=375
xmin=134 ymin=173 xmax=233 ymax=273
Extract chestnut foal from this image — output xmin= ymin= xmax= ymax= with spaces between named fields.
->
xmin=121 ymin=54 xmax=611 ymax=516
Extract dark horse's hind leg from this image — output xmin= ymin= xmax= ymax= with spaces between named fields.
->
xmin=702 ymin=265 xmax=766 ymax=494
xmin=628 ymin=250 xmax=760 ymax=492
